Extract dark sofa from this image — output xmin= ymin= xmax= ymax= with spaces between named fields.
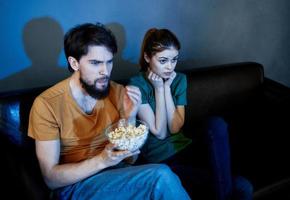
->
xmin=1 ymin=62 xmax=290 ymax=199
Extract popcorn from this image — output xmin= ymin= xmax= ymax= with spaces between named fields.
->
xmin=107 ymin=123 xmax=148 ymax=151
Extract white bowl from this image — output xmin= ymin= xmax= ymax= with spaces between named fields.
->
xmin=105 ymin=119 xmax=149 ymax=152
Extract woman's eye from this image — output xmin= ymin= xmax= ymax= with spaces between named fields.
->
xmin=159 ymin=59 xmax=167 ymax=64
xmin=172 ymin=58 xmax=178 ymax=63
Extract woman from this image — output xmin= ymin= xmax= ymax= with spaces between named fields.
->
xmin=129 ymin=28 xmax=253 ymax=199
xmin=129 ymin=28 xmax=191 ymax=164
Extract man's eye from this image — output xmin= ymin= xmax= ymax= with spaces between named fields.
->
xmin=90 ymin=60 xmax=101 ymax=65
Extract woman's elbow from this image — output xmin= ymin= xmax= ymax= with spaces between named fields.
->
xmin=170 ymin=116 xmax=184 ymax=133
xmin=151 ymin=129 xmax=167 ymax=140
xmin=169 ymin=124 xmax=183 ymax=134
xmin=169 ymin=127 xmax=180 ymax=134
xmin=156 ymin=134 xmax=167 ymax=140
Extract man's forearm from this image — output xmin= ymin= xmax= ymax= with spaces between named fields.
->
xmin=42 ymin=155 xmax=107 ymax=190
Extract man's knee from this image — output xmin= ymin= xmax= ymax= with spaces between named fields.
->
xmin=150 ymin=164 xmax=179 ymax=182
xmin=154 ymin=164 xmax=173 ymax=174
xmin=145 ymin=164 xmax=190 ymax=199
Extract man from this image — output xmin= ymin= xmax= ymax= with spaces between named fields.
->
xmin=28 ymin=22 xmax=190 ymax=200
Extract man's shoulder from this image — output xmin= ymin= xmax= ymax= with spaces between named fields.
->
xmin=37 ymin=78 xmax=69 ymax=102
xmin=110 ymin=80 xmax=124 ymax=90
xmin=108 ymin=81 xmax=125 ymax=97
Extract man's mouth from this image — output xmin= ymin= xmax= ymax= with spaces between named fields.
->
xmin=95 ymin=77 xmax=109 ymax=89
xmin=96 ymin=78 xmax=109 ymax=84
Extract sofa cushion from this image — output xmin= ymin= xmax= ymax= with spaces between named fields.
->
xmin=0 ymin=87 xmax=48 ymax=147
xmin=182 ymin=62 xmax=264 ymax=122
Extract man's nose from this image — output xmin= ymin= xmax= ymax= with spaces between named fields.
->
xmin=99 ymin=63 xmax=109 ymax=75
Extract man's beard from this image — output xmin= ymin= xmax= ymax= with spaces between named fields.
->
xmin=79 ymin=76 xmax=110 ymax=99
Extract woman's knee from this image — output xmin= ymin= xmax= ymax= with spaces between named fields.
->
xmin=206 ymin=116 xmax=229 ymax=140
xmin=232 ymin=176 xmax=253 ymax=199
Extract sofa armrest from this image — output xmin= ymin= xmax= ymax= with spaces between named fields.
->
xmin=263 ymin=78 xmax=290 ymax=107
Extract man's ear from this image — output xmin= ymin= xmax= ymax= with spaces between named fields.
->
xmin=144 ymin=53 xmax=150 ymax=63
xmin=68 ymin=56 xmax=79 ymax=71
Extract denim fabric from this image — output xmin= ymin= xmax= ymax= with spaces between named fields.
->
xmin=206 ymin=116 xmax=233 ymax=200
xmin=206 ymin=116 xmax=253 ymax=200
xmin=54 ymin=164 xmax=190 ymax=200
xmin=232 ymin=176 xmax=253 ymax=200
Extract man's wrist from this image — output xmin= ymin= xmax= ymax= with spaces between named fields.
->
xmin=94 ymin=155 xmax=109 ymax=171
xmin=127 ymin=117 xmax=136 ymax=126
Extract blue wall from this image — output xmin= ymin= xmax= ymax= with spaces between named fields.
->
xmin=0 ymin=0 xmax=289 ymax=92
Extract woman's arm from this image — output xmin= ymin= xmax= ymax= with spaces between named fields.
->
xmin=164 ymin=72 xmax=185 ymax=133
xmin=137 ymin=71 xmax=167 ymax=139
xmin=137 ymin=101 xmax=167 ymax=139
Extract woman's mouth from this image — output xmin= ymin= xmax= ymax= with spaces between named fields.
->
xmin=164 ymin=72 xmax=172 ymax=77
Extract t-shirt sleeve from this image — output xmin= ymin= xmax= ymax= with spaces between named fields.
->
xmin=28 ymin=97 xmax=60 ymax=140
xmin=175 ymin=73 xmax=187 ymax=106
xmin=114 ymin=84 xmax=126 ymax=119
xmin=128 ymin=76 xmax=149 ymax=104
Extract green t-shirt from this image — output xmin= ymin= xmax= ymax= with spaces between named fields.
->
xmin=129 ymin=72 xmax=192 ymax=163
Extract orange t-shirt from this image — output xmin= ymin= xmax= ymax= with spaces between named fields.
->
xmin=28 ymin=78 xmax=124 ymax=164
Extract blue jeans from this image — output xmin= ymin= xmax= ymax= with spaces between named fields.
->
xmin=53 ymin=164 xmax=190 ymax=200
xmin=207 ymin=116 xmax=253 ymax=200
xmin=163 ymin=116 xmax=253 ymax=199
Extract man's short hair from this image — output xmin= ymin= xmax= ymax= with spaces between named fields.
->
xmin=64 ymin=22 xmax=118 ymax=72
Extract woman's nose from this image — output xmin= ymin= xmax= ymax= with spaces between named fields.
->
xmin=166 ymin=62 xmax=174 ymax=70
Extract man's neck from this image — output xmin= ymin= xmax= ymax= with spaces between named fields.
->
xmin=69 ymin=73 xmax=97 ymax=114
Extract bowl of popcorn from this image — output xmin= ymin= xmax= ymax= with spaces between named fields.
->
xmin=105 ymin=119 xmax=149 ymax=152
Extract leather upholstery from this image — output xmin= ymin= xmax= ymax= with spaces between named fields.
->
xmin=1 ymin=62 xmax=290 ymax=199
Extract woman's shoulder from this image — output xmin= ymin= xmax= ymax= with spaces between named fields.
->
xmin=129 ymin=72 xmax=148 ymax=86
xmin=173 ymin=72 xmax=187 ymax=86
xmin=175 ymin=72 xmax=187 ymax=81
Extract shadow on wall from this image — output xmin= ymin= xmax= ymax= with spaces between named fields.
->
xmin=106 ymin=22 xmax=139 ymax=80
xmin=0 ymin=17 xmax=70 ymax=93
